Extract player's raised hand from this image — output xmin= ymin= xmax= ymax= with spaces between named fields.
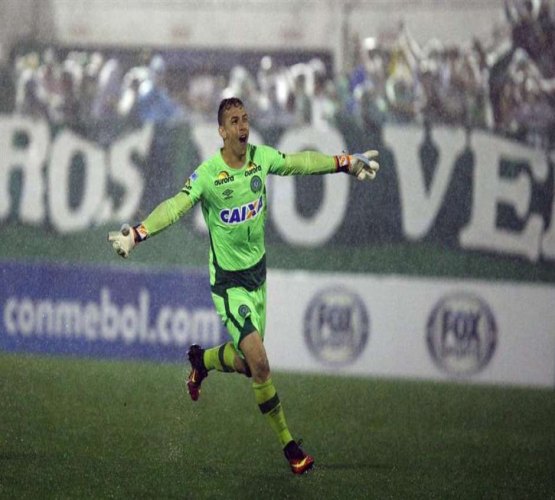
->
xmin=348 ymin=150 xmax=380 ymax=181
xmin=107 ymin=224 xmax=136 ymax=258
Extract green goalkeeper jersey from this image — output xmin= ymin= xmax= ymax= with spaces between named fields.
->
xmin=185 ymin=143 xmax=280 ymax=291
xmin=142 ymin=143 xmax=336 ymax=292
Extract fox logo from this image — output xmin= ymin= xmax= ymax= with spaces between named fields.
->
xmin=220 ymin=196 xmax=264 ymax=224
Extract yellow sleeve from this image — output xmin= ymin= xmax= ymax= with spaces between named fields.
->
xmin=142 ymin=191 xmax=194 ymax=237
xmin=273 ymin=151 xmax=338 ymax=176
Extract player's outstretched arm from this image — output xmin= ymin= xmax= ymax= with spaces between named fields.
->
xmin=280 ymin=150 xmax=380 ymax=181
xmin=107 ymin=191 xmax=193 ymax=259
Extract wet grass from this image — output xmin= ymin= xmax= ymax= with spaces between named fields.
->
xmin=1 ymin=353 xmax=554 ymax=499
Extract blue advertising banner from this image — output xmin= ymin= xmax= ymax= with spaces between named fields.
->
xmin=0 ymin=261 xmax=226 ymax=362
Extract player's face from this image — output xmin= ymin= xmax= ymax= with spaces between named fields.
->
xmin=219 ymin=105 xmax=249 ymax=157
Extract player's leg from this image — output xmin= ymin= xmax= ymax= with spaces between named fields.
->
xmin=187 ymin=341 xmax=250 ymax=400
xmin=202 ymin=341 xmax=250 ymax=375
xmin=186 ymin=290 xmax=253 ymax=401
xmin=240 ymin=332 xmax=291 ymax=445
xmin=187 ymin=341 xmax=250 ymax=401
xmin=240 ymin=331 xmax=289 ymax=441
xmin=187 ymin=285 xmax=314 ymax=473
xmin=240 ymin=331 xmax=314 ymax=474
xmin=240 ymin=283 xmax=314 ymax=474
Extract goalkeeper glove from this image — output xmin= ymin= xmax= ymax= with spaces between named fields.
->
xmin=335 ymin=150 xmax=380 ymax=181
xmin=107 ymin=223 xmax=147 ymax=258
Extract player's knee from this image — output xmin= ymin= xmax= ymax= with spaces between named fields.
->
xmin=242 ymin=361 xmax=252 ymax=378
xmin=250 ymin=356 xmax=270 ymax=382
xmin=234 ymin=357 xmax=252 ymax=378
xmin=239 ymin=330 xmax=270 ymax=381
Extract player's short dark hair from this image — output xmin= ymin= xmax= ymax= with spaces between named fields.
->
xmin=218 ymin=97 xmax=244 ymax=126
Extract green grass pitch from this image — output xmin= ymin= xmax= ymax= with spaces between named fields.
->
xmin=1 ymin=353 xmax=554 ymax=499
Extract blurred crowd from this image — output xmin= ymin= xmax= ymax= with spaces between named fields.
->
xmin=6 ymin=49 xmax=185 ymax=146
xmin=2 ymin=0 xmax=554 ymax=150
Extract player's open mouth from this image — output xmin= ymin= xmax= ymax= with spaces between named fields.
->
xmin=239 ymin=134 xmax=248 ymax=144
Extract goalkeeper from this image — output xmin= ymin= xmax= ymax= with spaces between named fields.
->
xmin=108 ymin=97 xmax=379 ymax=475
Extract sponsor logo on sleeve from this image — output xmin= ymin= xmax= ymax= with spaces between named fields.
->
xmin=426 ymin=292 xmax=497 ymax=376
xmin=182 ymin=171 xmax=198 ymax=195
xmin=304 ymin=287 xmax=369 ymax=366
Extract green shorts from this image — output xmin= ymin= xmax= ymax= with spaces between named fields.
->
xmin=211 ymin=283 xmax=267 ymax=351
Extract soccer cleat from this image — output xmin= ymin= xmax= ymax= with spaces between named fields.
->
xmin=283 ymin=440 xmax=315 ymax=475
xmin=186 ymin=344 xmax=208 ymax=401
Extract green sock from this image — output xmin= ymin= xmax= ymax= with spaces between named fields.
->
xmin=203 ymin=342 xmax=237 ymax=373
xmin=253 ymin=378 xmax=293 ymax=447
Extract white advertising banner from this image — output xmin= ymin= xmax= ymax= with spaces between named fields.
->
xmin=265 ymin=270 xmax=555 ymax=388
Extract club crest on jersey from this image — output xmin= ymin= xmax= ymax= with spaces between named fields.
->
xmin=214 ymin=171 xmax=235 ymax=186
xmin=220 ymin=196 xmax=264 ymax=225
xmin=250 ymin=175 xmax=262 ymax=193
xmin=238 ymin=304 xmax=251 ymax=318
